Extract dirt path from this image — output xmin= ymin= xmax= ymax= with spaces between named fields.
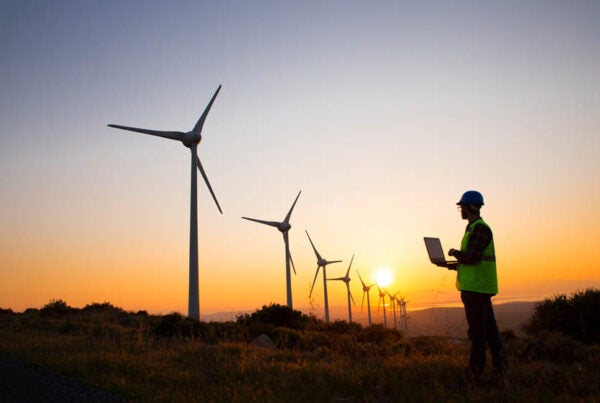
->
xmin=0 ymin=354 xmax=125 ymax=402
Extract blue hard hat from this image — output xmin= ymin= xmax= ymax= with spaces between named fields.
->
xmin=457 ymin=190 xmax=484 ymax=206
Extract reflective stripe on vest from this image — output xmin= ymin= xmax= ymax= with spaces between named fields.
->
xmin=456 ymin=217 xmax=499 ymax=294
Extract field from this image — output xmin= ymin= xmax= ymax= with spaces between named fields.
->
xmin=0 ymin=302 xmax=598 ymax=402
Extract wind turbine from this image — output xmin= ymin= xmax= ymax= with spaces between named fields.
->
xmin=107 ymin=85 xmax=223 ymax=321
xmin=328 ymin=254 xmax=355 ymax=323
xmin=387 ymin=290 xmax=399 ymax=329
xmin=377 ymin=285 xmax=388 ymax=328
xmin=357 ymin=270 xmax=374 ymax=326
xmin=306 ymin=230 xmax=342 ymax=323
xmin=399 ymin=296 xmax=409 ymax=336
xmin=242 ymin=191 xmax=301 ymax=308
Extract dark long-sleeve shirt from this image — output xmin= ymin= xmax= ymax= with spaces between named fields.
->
xmin=453 ymin=221 xmax=493 ymax=265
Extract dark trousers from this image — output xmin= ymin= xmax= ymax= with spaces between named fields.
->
xmin=461 ymin=290 xmax=506 ymax=377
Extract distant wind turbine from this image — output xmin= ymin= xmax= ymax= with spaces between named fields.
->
xmin=387 ymin=290 xmax=399 ymax=329
xmin=242 ymin=191 xmax=301 ymax=308
xmin=357 ymin=270 xmax=374 ymax=326
xmin=107 ymin=85 xmax=223 ymax=321
xmin=328 ymin=254 xmax=355 ymax=323
xmin=377 ymin=285 xmax=388 ymax=328
xmin=306 ymin=230 xmax=342 ymax=323
xmin=399 ymin=296 xmax=409 ymax=336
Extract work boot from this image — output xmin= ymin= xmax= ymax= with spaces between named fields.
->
xmin=461 ymin=366 xmax=482 ymax=387
xmin=490 ymin=349 xmax=510 ymax=389
xmin=492 ymin=348 xmax=509 ymax=374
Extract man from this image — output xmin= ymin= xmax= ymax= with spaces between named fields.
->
xmin=439 ymin=190 xmax=508 ymax=384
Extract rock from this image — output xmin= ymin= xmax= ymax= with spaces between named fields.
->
xmin=251 ymin=333 xmax=275 ymax=349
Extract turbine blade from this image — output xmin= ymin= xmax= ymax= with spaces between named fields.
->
xmin=361 ymin=292 xmax=366 ymax=311
xmin=305 ymin=230 xmax=323 ymax=261
xmin=107 ymin=124 xmax=185 ymax=141
xmin=326 ymin=260 xmax=343 ymax=265
xmin=328 ymin=277 xmax=345 ymax=281
xmin=289 ymin=249 xmax=297 ymax=276
xmin=357 ymin=271 xmax=367 ymax=288
xmin=196 ymin=156 xmax=222 ymax=214
xmin=349 ymin=288 xmax=356 ymax=305
xmin=283 ymin=231 xmax=296 ymax=275
xmin=309 ymin=266 xmax=321 ymax=297
xmin=345 ymin=254 xmax=354 ymax=277
xmin=283 ymin=190 xmax=301 ymax=224
xmin=242 ymin=217 xmax=281 ymax=228
xmin=192 ymin=85 xmax=222 ymax=134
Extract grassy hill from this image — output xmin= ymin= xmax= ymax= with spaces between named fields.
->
xmin=0 ymin=301 xmax=597 ymax=401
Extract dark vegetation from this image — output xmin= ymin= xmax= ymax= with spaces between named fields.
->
xmin=1 ymin=290 xmax=598 ymax=402
xmin=523 ymin=288 xmax=599 ymax=344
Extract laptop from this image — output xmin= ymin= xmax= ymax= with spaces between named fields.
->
xmin=424 ymin=237 xmax=457 ymax=265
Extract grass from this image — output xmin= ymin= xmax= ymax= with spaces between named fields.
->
xmin=0 ymin=304 xmax=598 ymax=402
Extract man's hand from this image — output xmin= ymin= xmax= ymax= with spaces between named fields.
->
xmin=448 ymin=248 xmax=458 ymax=257
xmin=434 ymin=261 xmax=458 ymax=271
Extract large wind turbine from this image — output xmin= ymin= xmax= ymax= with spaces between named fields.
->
xmin=306 ymin=230 xmax=342 ymax=323
xmin=107 ymin=85 xmax=223 ymax=321
xmin=357 ymin=271 xmax=374 ymax=326
xmin=242 ymin=191 xmax=301 ymax=308
xmin=328 ymin=254 xmax=355 ymax=323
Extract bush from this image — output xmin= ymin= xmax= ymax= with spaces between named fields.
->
xmin=523 ymin=288 xmax=600 ymax=344
xmin=520 ymin=331 xmax=588 ymax=364
xmin=237 ymin=303 xmax=308 ymax=330
xmin=153 ymin=312 xmax=199 ymax=339
xmin=356 ymin=324 xmax=403 ymax=345
xmin=41 ymin=299 xmax=72 ymax=315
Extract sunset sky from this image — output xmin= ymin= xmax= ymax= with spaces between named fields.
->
xmin=1 ymin=1 xmax=598 ymax=319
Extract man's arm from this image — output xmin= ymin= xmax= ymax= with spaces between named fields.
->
xmin=448 ymin=223 xmax=492 ymax=264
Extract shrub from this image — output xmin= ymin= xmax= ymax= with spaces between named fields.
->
xmin=523 ymin=288 xmax=600 ymax=344
xmin=270 ymin=327 xmax=304 ymax=349
xmin=153 ymin=312 xmax=199 ymax=339
xmin=237 ymin=303 xmax=307 ymax=330
xmin=41 ymin=299 xmax=72 ymax=315
xmin=326 ymin=320 xmax=362 ymax=333
xmin=356 ymin=324 xmax=403 ymax=345
xmin=520 ymin=331 xmax=588 ymax=364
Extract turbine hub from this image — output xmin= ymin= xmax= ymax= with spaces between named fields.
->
xmin=278 ymin=222 xmax=291 ymax=232
xmin=182 ymin=131 xmax=202 ymax=148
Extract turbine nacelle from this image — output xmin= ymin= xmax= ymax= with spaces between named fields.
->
xmin=182 ymin=131 xmax=202 ymax=148
xmin=278 ymin=222 xmax=292 ymax=233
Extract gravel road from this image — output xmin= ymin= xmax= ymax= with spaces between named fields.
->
xmin=0 ymin=354 xmax=126 ymax=402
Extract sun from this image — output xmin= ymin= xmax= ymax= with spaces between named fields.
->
xmin=373 ymin=266 xmax=394 ymax=288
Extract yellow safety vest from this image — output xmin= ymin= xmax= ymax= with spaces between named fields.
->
xmin=456 ymin=218 xmax=498 ymax=294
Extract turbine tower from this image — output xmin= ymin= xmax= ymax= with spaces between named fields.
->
xmin=357 ymin=270 xmax=374 ymax=326
xmin=107 ymin=85 xmax=223 ymax=321
xmin=306 ymin=230 xmax=342 ymax=323
xmin=377 ymin=285 xmax=388 ymax=328
xmin=328 ymin=254 xmax=356 ymax=323
xmin=399 ymin=296 xmax=409 ymax=336
xmin=387 ymin=290 xmax=399 ymax=329
xmin=242 ymin=191 xmax=301 ymax=308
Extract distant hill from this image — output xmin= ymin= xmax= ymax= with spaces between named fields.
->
xmin=202 ymin=300 xmax=538 ymax=338
xmin=406 ymin=301 xmax=537 ymax=337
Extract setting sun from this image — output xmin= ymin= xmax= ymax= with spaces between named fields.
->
xmin=373 ymin=267 xmax=394 ymax=289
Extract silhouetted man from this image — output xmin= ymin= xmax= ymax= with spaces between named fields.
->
xmin=441 ymin=190 xmax=509 ymax=384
